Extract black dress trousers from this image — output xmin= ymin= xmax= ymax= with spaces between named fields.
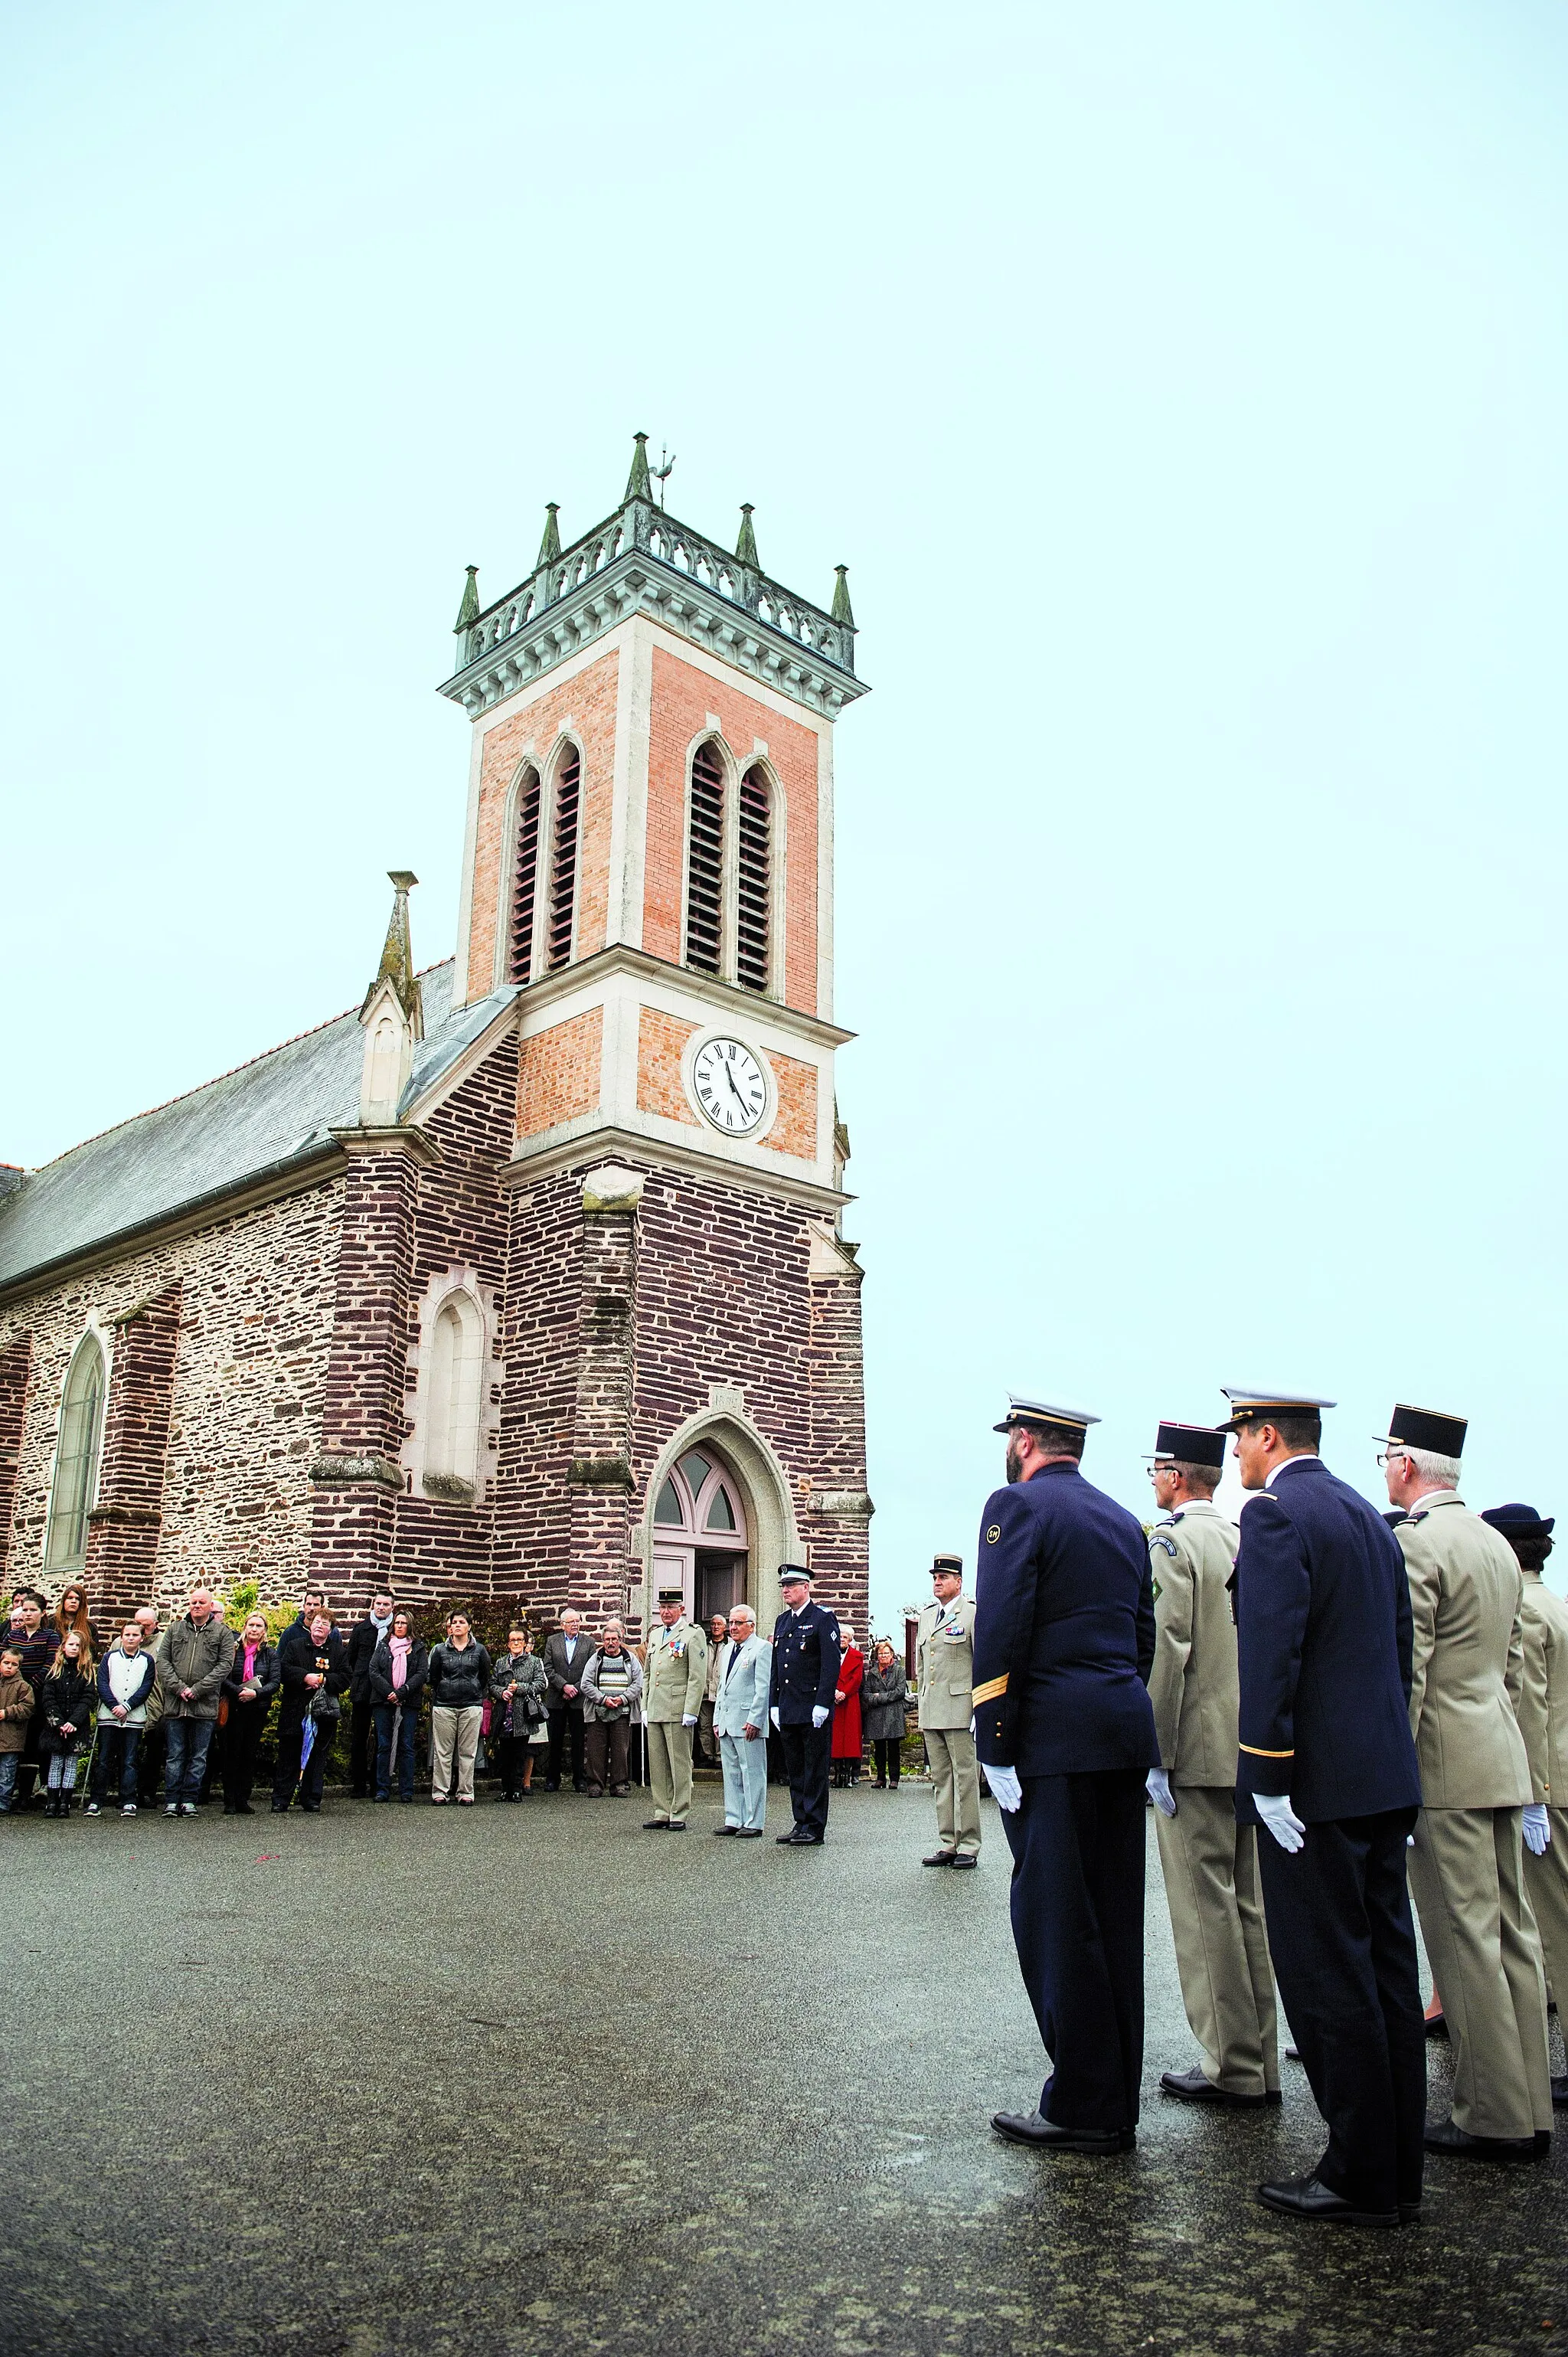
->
xmin=1001 ymin=1767 xmax=1147 ymax=2130
xmin=1255 ymin=1806 xmax=1425 ymax=2214
xmin=779 ymin=1721 xmax=831 ymax=1839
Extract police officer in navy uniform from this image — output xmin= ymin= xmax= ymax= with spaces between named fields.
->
xmin=974 ymin=1398 xmax=1158 ymax=2156
xmin=1223 ymin=1387 xmax=1426 ymax=2230
xmin=768 ymin=1564 xmax=841 ymax=1846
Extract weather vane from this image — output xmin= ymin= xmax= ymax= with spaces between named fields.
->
xmin=652 ymin=446 xmax=676 ymax=509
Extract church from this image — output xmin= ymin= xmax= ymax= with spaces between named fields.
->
xmin=0 ymin=437 xmax=873 ymax=1643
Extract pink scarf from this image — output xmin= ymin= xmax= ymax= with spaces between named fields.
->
xmin=390 ymin=1634 xmax=410 ymax=1691
xmin=241 ymin=1641 xmax=260 ymax=1682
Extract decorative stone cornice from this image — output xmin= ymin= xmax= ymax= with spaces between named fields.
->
xmin=439 ymin=482 xmax=866 ymax=724
xmin=328 ymin=1124 xmax=444 ymax=1166
xmin=498 ymin=1126 xmax=851 ymax=1216
xmin=310 ymin=1452 xmax=406 ymax=1492
xmin=808 ymin=1490 xmax=876 ymax=1519
xmin=511 ymin=942 xmax=854 ymax=1051
xmin=569 ymin=1453 xmax=634 ymax=1490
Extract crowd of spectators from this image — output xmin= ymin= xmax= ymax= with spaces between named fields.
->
xmin=0 ymin=1580 xmax=917 ymax=1818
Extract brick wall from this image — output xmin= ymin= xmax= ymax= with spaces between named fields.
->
xmin=518 ymin=1007 xmax=603 ymax=1138
xmin=635 ymin=1008 xmax=699 ymax=1126
xmin=0 ymin=1182 xmax=342 ymax=1617
xmin=389 ymin=1034 xmax=518 ymax=1610
xmin=494 ymin=1152 xmax=868 ymax=1639
xmin=643 ymin=647 xmax=822 ymax=1014
xmin=767 ymin=1052 xmax=818 ymax=1161
xmin=84 ymin=1281 xmax=183 ymax=1615
xmin=0 ymin=1335 xmax=31 ymax=1583
xmin=464 ymin=652 xmax=621 ymax=1002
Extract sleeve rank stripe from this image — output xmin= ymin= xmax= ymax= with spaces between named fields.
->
xmin=1238 ymin=1742 xmax=1295 ymax=1757
xmin=972 ymin=1674 xmax=1008 ymax=1705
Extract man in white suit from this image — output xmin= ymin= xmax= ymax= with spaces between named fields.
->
xmin=712 ymin=1604 xmax=773 ymax=1839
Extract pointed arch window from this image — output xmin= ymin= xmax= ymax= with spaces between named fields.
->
xmin=684 ymin=741 xmax=724 ymax=976
xmin=426 ymin=1293 xmax=484 ymax=1488
xmin=547 ymin=747 xmax=580 ymax=971
xmin=736 ymin=764 xmax=772 ymax=993
xmin=507 ymin=765 xmax=542 ymax=985
xmin=46 ymin=1332 xmax=106 ymax=1570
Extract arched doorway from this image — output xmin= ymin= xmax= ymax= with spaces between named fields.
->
xmin=651 ymin=1443 xmax=748 ymax=1626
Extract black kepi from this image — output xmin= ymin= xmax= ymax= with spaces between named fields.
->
xmin=1147 ymin=1421 xmax=1227 ymax=1469
xmin=1375 ymin=1404 xmax=1467 ymax=1459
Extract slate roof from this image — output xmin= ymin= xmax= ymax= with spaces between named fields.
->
xmin=0 ymin=961 xmax=518 ymax=1296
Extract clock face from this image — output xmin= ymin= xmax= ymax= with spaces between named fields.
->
xmin=691 ymin=1038 xmax=769 ymax=1136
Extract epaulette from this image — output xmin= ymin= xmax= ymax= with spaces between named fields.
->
xmin=1398 ymin=1511 xmax=1428 ymax=1527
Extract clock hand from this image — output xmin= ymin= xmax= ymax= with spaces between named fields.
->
xmin=723 ymin=1064 xmax=749 ymax=1109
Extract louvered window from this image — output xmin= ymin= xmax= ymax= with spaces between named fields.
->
xmin=547 ymin=748 xmax=580 ymax=971
xmin=684 ymin=742 xmax=724 ymax=975
xmin=736 ymin=765 xmax=771 ymax=993
xmin=507 ymin=767 xmax=541 ymax=984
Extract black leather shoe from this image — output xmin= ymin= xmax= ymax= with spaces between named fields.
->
xmin=1423 ymin=2117 xmax=1542 ymax=2161
xmin=1257 ymin=2174 xmax=1397 ymax=2228
xmin=1160 ymin=2068 xmax=1271 ymax=2108
xmin=922 ymin=1850 xmax=956 ymax=1867
xmin=642 ymin=1819 xmax=668 ymax=1831
xmin=779 ymin=1827 xmax=816 ymax=1845
xmin=991 ymin=2110 xmax=1134 ymax=2154
xmin=666 ymin=1821 xmax=687 ymax=1831
xmin=1424 ymin=2012 xmax=1449 ymax=2041
xmin=1398 ymin=2202 xmax=1422 ymax=2227
xmin=1285 ymin=2044 xmax=1302 ymax=2061
xmin=737 ymin=1827 xmax=763 ymax=1839
xmin=1551 ymin=2076 xmax=1568 ymax=2110
xmin=712 ymin=1826 xmax=739 ymax=1836
xmin=950 ymin=1855 xmax=978 ymax=1870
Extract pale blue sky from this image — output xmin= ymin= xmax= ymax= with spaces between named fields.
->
xmin=5 ymin=3 xmax=1566 ymax=1620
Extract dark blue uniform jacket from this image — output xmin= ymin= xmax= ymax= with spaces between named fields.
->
xmin=768 ymin=1600 xmax=841 ymax=1726
xmin=1235 ymin=1456 xmax=1421 ymax=1822
xmin=972 ymin=1463 xmax=1158 ymax=1777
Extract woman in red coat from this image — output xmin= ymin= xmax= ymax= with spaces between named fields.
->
xmin=831 ymin=1624 xmax=864 ymax=1789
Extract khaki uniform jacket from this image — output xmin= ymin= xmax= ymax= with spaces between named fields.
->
xmin=1517 ymin=1570 xmax=1568 ymax=1808
xmin=916 ymin=1597 xmax=975 ymax=1732
xmin=1146 ymin=1501 xmax=1241 ymax=1787
xmin=1396 ymin=1492 xmax=1531 ymax=1807
xmin=642 ymin=1619 xmax=709 ymax=1724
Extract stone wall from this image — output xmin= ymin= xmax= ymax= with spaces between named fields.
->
xmin=0 ymin=1179 xmax=342 ymax=1617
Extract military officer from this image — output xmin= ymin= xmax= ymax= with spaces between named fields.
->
xmin=1481 ymin=1503 xmax=1568 ymax=2110
xmin=1223 ymin=1387 xmax=1425 ymax=2229
xmin=974 ymin=1397 xmax=1158 ymax=2156
xmin=1381 ymin=1411 xmax=1553 ymax=2159
xmin=767 ymin=1564 xmax=841 ymax=1845
xmin=1144 ymin=1419 xmax=1279 ymax=2107
xmin=916 ymin=1551 xmax=980 ymax=1870
xmin=641 ymin=1584 xmax=708 ymax=1832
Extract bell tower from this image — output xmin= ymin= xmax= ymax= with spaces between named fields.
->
xmin=439 ymin=436 xmax=872 ymax=1639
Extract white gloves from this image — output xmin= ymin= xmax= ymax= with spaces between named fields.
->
xmin=681 ymin=1714 xmax=697 ymax=1728
xmin=1145 ymin=1767 xmax=1177 ymax=1819
xmin=810 ymin=1705 xmax=830 ymax=1730
xmin=769 ymin=1707 xmax=781 ymax=1730
xmin=986 ymin=1764 xmax=1023 ymax=1813
xmin=1523 ymin=1803 xmax=1551 ymax=1856
xmin=1254 ymin=1793 xmax=1306 ymax=1853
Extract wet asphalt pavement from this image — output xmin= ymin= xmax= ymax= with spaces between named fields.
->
xmin=3 ymin=1775 xmax=1565 ymax=2357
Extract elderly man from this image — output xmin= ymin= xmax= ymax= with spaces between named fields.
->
xmin=1382 ymin=1408 xmax=1552 ymax=2161
xmin=642 ymin=1585 xmax=708 ymax=1829
xmin=769 ymin=1564 xmax=841 ymax=1846
xmin=712 ymin=1605 xmax=772 ymax=1838
xmin=543 ymin=1607 xmax=590 ymax=1793
xmin=916 ymin=1551 xmax=980 ymax=1869
xmin=580 ymin=1619 xmax=644 ymax=1797
xmin=975 ymin=1398 xmax=1157 ymax=2156
xmin=1225 ymin=1388 xmax=1424 ymax=2230
xmin=161 ymin=1587 xmax=237 ymax=1816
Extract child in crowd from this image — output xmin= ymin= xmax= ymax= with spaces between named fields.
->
xmin=39 ymin=1630 xmax=96 ymax=1817
xmin=89 ymin=1620 xmax=157 ymax=1816
xmin=0 ymin=1647 xmax=35 ymax=1813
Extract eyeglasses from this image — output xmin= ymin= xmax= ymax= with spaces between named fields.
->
xmin=1375 ymin=1450 xmax=1410 ymax=1471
